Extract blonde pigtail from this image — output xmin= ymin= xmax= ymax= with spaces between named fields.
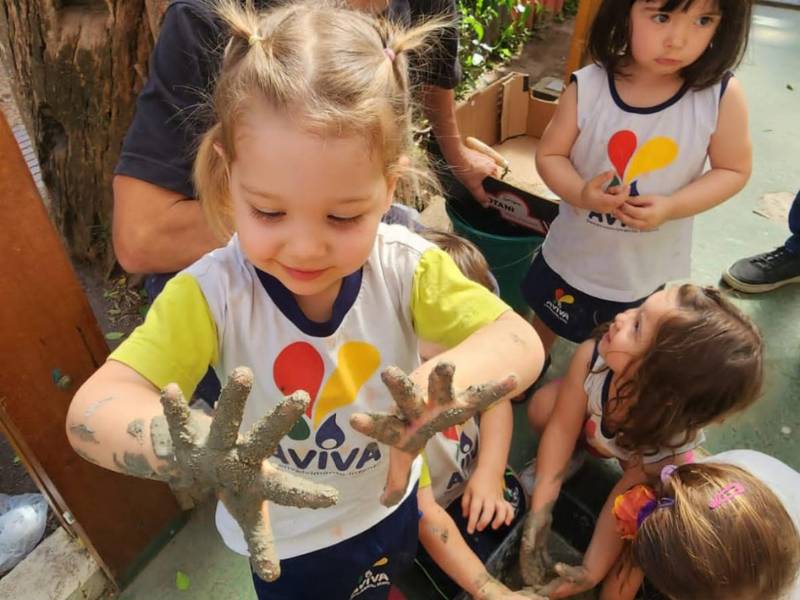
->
xmin=194 ymin=123 xmax=234 ymax=242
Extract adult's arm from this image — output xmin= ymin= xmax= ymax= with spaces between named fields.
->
xmin=113 ymin=1 xmax=225 ymax=273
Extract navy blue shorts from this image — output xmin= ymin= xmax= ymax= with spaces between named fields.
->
xmin=252 ymin=488 xmax=419 ymax=600
xmin=412 ymin=470 xmax=526 ymax=599
xmin=521 ymin=252 xmax=658 ymax=343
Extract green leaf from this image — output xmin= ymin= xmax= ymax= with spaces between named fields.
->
xmin=12 ymin=456 xmax=20 ymax=465
xmin=105 ymin=331 xmax=126 ymax=341
xmin=176 ymin=571 xmax=190 ymax=591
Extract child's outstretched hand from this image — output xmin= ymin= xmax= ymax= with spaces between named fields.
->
xmin=461 ymin=467 xmax=515 ymax=534
xmin=520 ymin=508 xmax=554 ymax=587
xmin=350 ymin=362 xmax=517 ymax=507
xmin=158 ymin=367 xmax=339 ymax=583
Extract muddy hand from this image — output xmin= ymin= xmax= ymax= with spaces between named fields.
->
xmin=158 ymin=367 xmax=339 ymax=582
xmin=535 ymin=563 xmax=593 ymax=599
xmin=520 ymin=508 xmax=554 ymax=587
xmin=475 ymin=573 xmax=549 ymax=600
xmin=350 ymin=362 xmax=517 ymax=506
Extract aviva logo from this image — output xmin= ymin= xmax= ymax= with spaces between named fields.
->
xmin=554 ymin=288 xmax=575 ymax=305
xmin=544 ymin=288 xmax=574 ymax=324
xmin=272 ymin=341 xmax=382 ymax=473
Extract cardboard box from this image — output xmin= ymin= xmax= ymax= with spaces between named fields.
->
xmin=450 ymin=72 xmax=561 ymax=236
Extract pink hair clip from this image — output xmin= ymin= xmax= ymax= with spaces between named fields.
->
xmin=383 ymin=47 xmax=396 ymax=62
xmin=660 ymin=464 xmax=678 ymax=485
xmin=709 ymin=482 xmax=746 ymax=510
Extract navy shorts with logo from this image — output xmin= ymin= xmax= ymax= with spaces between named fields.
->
xmin=251 ymin=486 xmax=419 ymax=600
xmin=521 ymin=252 xmax=657 ymax=343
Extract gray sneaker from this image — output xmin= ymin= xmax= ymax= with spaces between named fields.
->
xmin=722 ymin=246 xmax=800 ymax=293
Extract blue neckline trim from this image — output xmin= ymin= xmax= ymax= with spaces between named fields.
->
xmin=608 ymin=71 xmax=690 ymax=115
xmin=254 ymin=267 xmax=363 ymax=337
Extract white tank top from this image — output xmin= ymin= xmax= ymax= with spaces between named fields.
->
xmin=582 ymin=343 xmax=704 ymax=464
xmin=542 ymin=64 xmax=727 ymax=301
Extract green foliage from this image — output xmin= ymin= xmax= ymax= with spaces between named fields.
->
xmin=456 ymin=0 xmax=535 ymax=97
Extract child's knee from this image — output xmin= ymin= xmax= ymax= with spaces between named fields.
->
xmin=527 ymin=380 xmax=560 ymax=432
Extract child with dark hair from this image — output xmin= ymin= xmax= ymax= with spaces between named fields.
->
xmin=521 ymin=284 xmax=763 ymax=598
xmin=610 ymin=452 xmax=800 ymax=600
xmin=523 ymin=0 xmax=754 ymax=352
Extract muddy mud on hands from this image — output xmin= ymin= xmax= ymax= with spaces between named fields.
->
xmin=158 ymin=367 xmax=339 ymax=582
xmin=350 ymin=362 xmax=517 ymax=506
xmin=520 ymin=506 xmax=554 ymax=587
xmin=474 ymin=570 xmax=549 ymax=600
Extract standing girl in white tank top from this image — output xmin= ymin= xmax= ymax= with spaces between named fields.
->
xmin=521 ymin=0 xmax=754 ymax=354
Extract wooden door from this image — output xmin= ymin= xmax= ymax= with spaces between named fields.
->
xmin=0 ymin=111 xmax=181 ymax=587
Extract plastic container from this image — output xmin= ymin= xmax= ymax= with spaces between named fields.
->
xmin=446 ymin=202 xmax=543 ymax=315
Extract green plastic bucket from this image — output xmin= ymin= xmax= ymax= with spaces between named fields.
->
xmin=446 ymin=203 xmax=543 ymax=315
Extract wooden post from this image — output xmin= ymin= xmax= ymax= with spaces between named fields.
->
xmin=0 ymin=111 xmax=181 ymax=587
xmin=0 ymin=0 xmax=170 ymax=267
xmin=564 ymin=0 xmax=602 ymax=81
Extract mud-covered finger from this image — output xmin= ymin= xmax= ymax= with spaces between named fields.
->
xmin=208 ymin=367 xmax=253 ymax=449
xmin=259 ymin=468 xmax=338 ymax=509
xmin=238 ymin=391 xmax=310 ymax=464
xmin=380 ymin=447 xmax=414 ymax=507
xmin=459 ymin=374 xmax=519 ymax=412
xmin=398 ymin=406 xmax=479 ymax=454
xmin=427 ymin=362 xmax=455 ymax=407
xmin=159 ymin=384 xmax=194 ymax=447
xmin=220 ymin=495 xmax=280 ymax=582
xmin=350 ymin=412 xmax=407 ymax=447
xmin=381 ymin=367 xmax=425 ymax=421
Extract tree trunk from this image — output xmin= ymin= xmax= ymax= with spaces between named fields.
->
xmin=0 ymin=0 xmax=169 ymax=265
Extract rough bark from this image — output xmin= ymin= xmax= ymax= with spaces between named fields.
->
xmin=0 ymin=0 xmax=169 ymax=264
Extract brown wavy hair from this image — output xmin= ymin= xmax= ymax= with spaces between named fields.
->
xmin=594 ymin=284 xmax=763 ymax=456
xmin=420 ymin=230 xmax=495 ymax=292
xmin=587 ymin=0 xmax=753 ymax=90
xmin=633 ymin=462 xmax=800 ymax=599
xmin=194 ymin=0 xmax=445 ymax=240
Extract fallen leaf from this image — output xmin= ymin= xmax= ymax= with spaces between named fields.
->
xmin=12 ymin=456 xmax=20 ymax=465
xmin=105 ymin=331 xmax=125 ymax=341
xmin=176 ymin=571 xmax=190 ymax=591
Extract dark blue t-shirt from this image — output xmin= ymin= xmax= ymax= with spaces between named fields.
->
xmin=115 ymin=0 xmax=459 ymax=199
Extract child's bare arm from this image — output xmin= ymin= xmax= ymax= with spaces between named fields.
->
xmin=536 ymin=84 xmax=627 ymax=213
xmin=615 ymin=79 xmax=751 ymax=230
xmin=537 ymin=466 xmax=646 ymax=598
xmin=418 ymin=487 xmax=544 ymax=600
xmin=66 ymin=360 xmax=182 ymax=479
xmin=541 ymin=450 xmax=696 ymax=598
xmin=530 ymin=340 xmax=594 ymax=515
xmin=600 ymin=557 xmax=644 ymax=600
xmin=461 ymin=398 xmax=514 ymax=534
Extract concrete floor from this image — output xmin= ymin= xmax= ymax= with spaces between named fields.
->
xmin=118 ymin=6 xmax=800 ymax=599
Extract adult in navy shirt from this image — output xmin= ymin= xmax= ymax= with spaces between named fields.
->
xmin=113 ymin=0 xmax=493 ymax=276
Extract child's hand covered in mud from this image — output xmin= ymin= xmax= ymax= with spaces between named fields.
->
xmin=534 ymin=563 xmax=594 ymax=599
xmin=520 ymin=508 xmax=554 ymax=587
xmin=157 ymin=367 xmax=338 ymax=583
xmin=350 ymin=362 xmax=517 ymax=506
xmin=475 ymin=574 xmax=549 ymax=600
